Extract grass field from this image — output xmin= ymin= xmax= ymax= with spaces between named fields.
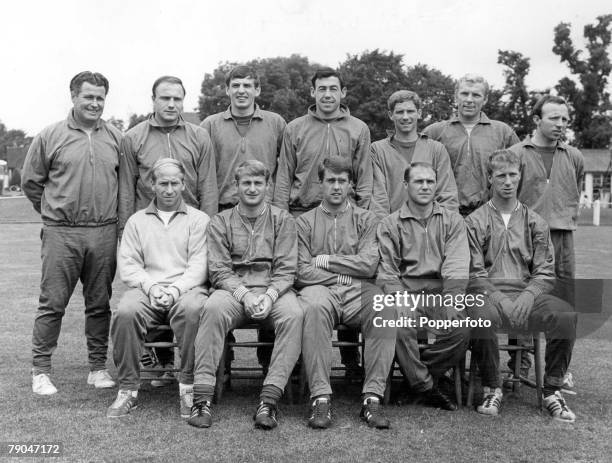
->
xmin=1 ymin=198 xmax=611 ymax=462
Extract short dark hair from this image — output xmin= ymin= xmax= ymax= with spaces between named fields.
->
xmin=234 ymin=159 xmax=270 ymax=183
xmin=487 ymin=149 xmax=520 ymax=176
xmin=317 ymin=157 xmax=353 ymax=183
xmin=152 ymin=76 xmax=186 ymax=98
xmin=387 ymin=90 xmax=421 ymax=112
xmin=404 ymin=162 xmax=436 ymax=182
xmin=151 ymin=157 xmax=186 ymax=182
xmin=311 ymin=67 xmax=344 ymax=89
xmin=70 ymin=71 xmax=109 ymax=97
xmin=225 ymin=65 xmax=261 ymax=88
xmin=532 ymin=94 xmax=568 ymax=118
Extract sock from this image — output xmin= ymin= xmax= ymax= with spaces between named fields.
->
xmin=362 ymin=393 xmax=380 ymax=403
xmin=260 ymin=384 xmax=283 ymax=404
xmin=543 ymin=385 xmax=557 ymax=398
xmin=179 ymin=383 xmax=193 ymax=395
xmin=193 ymin=383 xmax=214 ymax=404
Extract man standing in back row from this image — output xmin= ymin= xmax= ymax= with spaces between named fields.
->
xmin=273 ymin=67 xmax=371 ymax=371
xmin=22 ymin=71 xmax=122 ymax=395
xmin=370 ymin=90 xmax=458 ymax=219
xmin=201 ymin=65 xmax=286 ymax=210
xmin=423 ymin=74 xmax=519 ymax=217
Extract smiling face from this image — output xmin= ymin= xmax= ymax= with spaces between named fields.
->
xmin=404 ymin=165 xmax=436 ymax=207
xmin=236 ymin=174 xmax=268 ymax=209
xmin=389 ymin=100 xmax=421 ymax=137
xmin=226 ymin=77 xmax=260 ymax=114
xmin=71 ymin=82 xmax=106 ymax=127
xmin=534 ymin=102 xmax=570 ymax=143
xmin=455 ymin=81 xmax=487 ymax=122
xmin=311 ymin=76 xmax=346 ymax=118
xmin=152 ymin=82 xmax=185 ymax=126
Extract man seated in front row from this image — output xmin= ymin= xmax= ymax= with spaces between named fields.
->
xmin=297 ymin=157 xmax=396 ymax=429
xmin=377 ymin=162 xmax=470 ymax=411
xmin=466 ymin=150 xmax=577 ymax=422
xmin=188 ymin=160 xmax=303 ymax=430
xmin=108 ymin=158 xmax=210 ymax=418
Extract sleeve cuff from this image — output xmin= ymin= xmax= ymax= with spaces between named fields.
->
xmin=337 ymin=274 xmax=352 ymax=286
xmin=265 ymin=287 xmax=279 ymax=303
xmin=141 ymin=279 xmax=157 ymax=297
xmin=233 ymin=285 xmax=250 ymax=302
xmin=315 ymin=254 xmax=330 ymax=270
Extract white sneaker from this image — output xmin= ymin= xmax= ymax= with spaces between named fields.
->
xmin=477 ymin=387 xmax=503 ymax=416
xmin=32 ymin=373 xmax=58 ymax=395
xmin=87 ymin=369 xmax=116 ymax=389
xmin=543 ymin=391 xmax=576 ymax=423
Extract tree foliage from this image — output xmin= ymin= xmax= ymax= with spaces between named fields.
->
xmin=339 ymin=50 xmax=455 ymax=140
xmin=484 ymin=50 xmax=541 ymax=139
xmin=0 ymin=120 xmax=32 ymax=159
xmin=127 ymin=113 xmax=149 ymax=131
xmin=553 ymin=14 xmax=612 ymax=148
xmin=107 ymin=117 xmax=125 ymax=132
xmin=198 ymin=55 xmax=320 ymax=123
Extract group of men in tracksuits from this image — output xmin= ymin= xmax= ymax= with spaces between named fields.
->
xmin=22 ymin=65 xmax=581 ymax=430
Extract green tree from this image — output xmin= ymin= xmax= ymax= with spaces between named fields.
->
xmin=553 ymin=14 xmax=612 ymax=148
xmin=107 ymin=117 xmax=125 ymax=132
xmin=0 ymin=120 xmax=32 ymax=159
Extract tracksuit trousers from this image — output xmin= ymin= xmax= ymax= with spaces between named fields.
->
xmin=32 ymin=224 xmax=116 ymax=374
xmin=111 ymin=287 xmax=208 ymax=389
xmin=470 ymin=294 xmax=577 ymax=389
xmin=300 ymin=282 xmax=397 ymax=398
xmin=193 ymin=289 xmax=303 ymax=392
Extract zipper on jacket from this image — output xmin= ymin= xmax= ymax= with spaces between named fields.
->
xmin=88 ymin=131 xmax=96 ymax=218
xmin=167 ymin=132 xmax=172 ymax=156
xmin=326 ymin=124 xmax=331 ymax=155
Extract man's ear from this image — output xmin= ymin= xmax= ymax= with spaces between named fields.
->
xmin=340 ymin=87 xmax=347 ymax=99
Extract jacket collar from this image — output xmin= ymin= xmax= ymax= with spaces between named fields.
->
xmin=66 ymin=110 xmax=105 ymax=131
xmin=386 ymin=131 xmax=429 ymax=142
xmin=147 ymin=113 xmax=186 ymax=129
xmin=449 ymin=111 xmax=491 ymax=125
xmin=522 ymin=136 xmax=569 ymax=152
xmin=145 ymin=199 xmax=188 ymax=215
xmin=307 ymin=104 xmax=350 ymax=122
xmin=222 ymin=104 xmax=264 ymax=120
xmin=319 ymin=200 xmax=352 ymax=216
xmin=398 ymin=201 xmax=443 ymax=220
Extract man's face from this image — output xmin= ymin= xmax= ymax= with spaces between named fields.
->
xmin=152 ymin=165 xmax=186 ymax=211
xmin=152 ymin=82 xmax=185 ymax=126
xmin=311 ymin=76 xmax=346 ymax=116
xmin=489 ymin=164 xmax=520 ymax=201
xmin=72 ymin=82 xmax=106 ymax=126
xmin=404 ymin=166 xmax=436 ymax=207
xmin=389 ymin=100 xmax=421 ymax=136
xmin=455 ymin=81 xmax=487 ymax=120
xmin=321 ymin=169 xmax=351 ymax=207
xmin=236 ymin=175 xmax=268 ymax=209
xmin=226 ymin=77 xmax=260 ymax=113
xmin=534 ymin=103 xmax=569 ymax=142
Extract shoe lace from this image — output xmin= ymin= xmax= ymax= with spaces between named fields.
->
xmin=256 ymin=402 xmax=276 ymax=418
xmin=193 ymin=401 xmax=212 ymax=417
xmin=364 ymin=398 xmax=380 ymax=417
xmin=311 ymin=399 xmax=330 ymax=419
xmin=483 ymin=393 xmax=500 ymax=409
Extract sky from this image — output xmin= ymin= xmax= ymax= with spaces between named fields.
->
xmin=1 ymin=0 xmax=610 ymax=136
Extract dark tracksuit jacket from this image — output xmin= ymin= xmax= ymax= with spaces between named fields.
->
xmin=370 ymin=133 xmax=458 ymax=219
xmin=273 ymin=105 xmax=372 ymax=212
xmin=423 ymin=113 xmax=519 ymax=216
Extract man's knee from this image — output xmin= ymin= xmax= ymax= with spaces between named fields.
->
xmin=114 ymin=290 xmax=147 ymax=322
xmin=177 ymin=289 xmax=208 ymax=322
